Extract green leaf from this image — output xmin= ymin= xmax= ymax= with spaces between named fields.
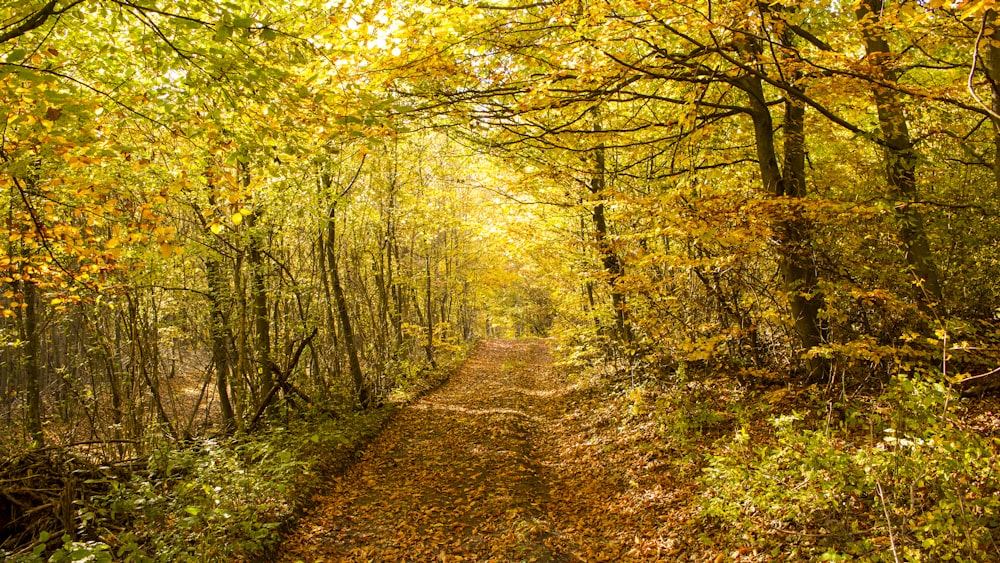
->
xmin=214 ymin=24 xmax=234 ymax=42
xmin=5 ymin=48 xmax=26 ymax=63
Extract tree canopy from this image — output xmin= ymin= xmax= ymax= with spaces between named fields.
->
xmin=3 ymin=0 xmax=1000 ymax=560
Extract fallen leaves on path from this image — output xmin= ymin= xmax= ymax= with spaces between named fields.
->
xmin=276 ymin=339 xmax=718 ymax=562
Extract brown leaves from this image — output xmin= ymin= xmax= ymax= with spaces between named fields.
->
xmin=277 ymin=339 xmax=718 ymax=562
xmin=277 ymin=341 xmax=564 ymax=561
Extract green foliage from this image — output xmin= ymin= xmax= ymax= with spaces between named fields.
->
xmin=13 ymin=532 xmax=114 ymax=563
xmin=115 ymin=411 xmax=396 ymax=561
xmin=6 ymin=409 xmax=391 ymax=563
xmin=702 ymin=376 xmax=1000 ymax=561
xmin=655 ymin=391 xmax=727 ymax=447
xmin=6 ymin=0 xmax=1000 ymax=558
xmin=490 ymin=281 xmax=556 ymax=337
xmin=48 ymin=537 xmax=113 ymax=563
xmin=553 ymin=326 xmax=617 ymax=381
xmin=119 ymin=434 xmax=304 ymax=560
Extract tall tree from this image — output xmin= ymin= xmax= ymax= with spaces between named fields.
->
xmin=857 ymin=0 xmax=943 ymax=311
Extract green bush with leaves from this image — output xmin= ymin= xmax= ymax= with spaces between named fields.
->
xmin=703 ymin=376 xmax=1000 ymax=562
xmin=6 ymin=408 xmax=390 ymax=563
xmin=118 ymin=434 xmax=305 ymax=560
xmin=20 ymin=533 xmax=114 ymax=563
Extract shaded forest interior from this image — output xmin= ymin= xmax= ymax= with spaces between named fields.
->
xmin=3 ymin=0 xmax=1000 ymax=561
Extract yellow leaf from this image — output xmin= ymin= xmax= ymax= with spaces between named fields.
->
xmin=232 ymin=213 xmax=243 ymax=226
xmin=210 ymin=223 xmax=224 ymax=234
xmin=160 ymin=243 xmax=172 ymax=258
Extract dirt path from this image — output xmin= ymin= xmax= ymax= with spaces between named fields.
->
xmin=277 ymin=338 xmax=686 ymax=562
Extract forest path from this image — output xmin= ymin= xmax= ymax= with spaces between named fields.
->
xmin=277 ymin=338 xmax=572 ymax=562
xmin=277 ymin=338 xmax=682 ymax=562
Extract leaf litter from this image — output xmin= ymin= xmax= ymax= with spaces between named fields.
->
xmin=276 ymin=339 xmax=713 ymax=562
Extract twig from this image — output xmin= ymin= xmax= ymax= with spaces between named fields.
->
xmin=247 ymin=328 xmax=318 ymax=431
xmin=943 ymin=332 xmax=950 ymax=412
xmin=876 ymin=481 xmax=901 ymax=563
xmin=969 ymin=13 xmax=1000 ymax=122
xmin=7 ymin=439 xmax=138 ymax=455
xmin=958 ymin=365 xmax=1000 ymax=383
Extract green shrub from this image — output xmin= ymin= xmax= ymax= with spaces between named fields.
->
xmin=703 ymin=376 xmax=1000 ymax=561
xmin=6 ymin=408 xmax=391 ymax=563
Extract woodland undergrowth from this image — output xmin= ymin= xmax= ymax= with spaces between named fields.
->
xmin=2 ymin=349 xmax=469 ymax=563
xmin=556 ymin=328 xmax=1000 ymax=563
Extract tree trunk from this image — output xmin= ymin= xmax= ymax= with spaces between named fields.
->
xmin=126 ymin=295 xmax=174 ymax=439
xmin=390 ymin=240 xmax=404 ymax=351
xmin=780 ymin=98 xmax=827 ymax=378
xmin=206 ymin=255 xmax=236 ymax=433
xmin=22 ymin=280 xmax=43 ymax=447
xmin=857 ymin=0 xmax=943 ymax=311
xmin=984 ymin=9 xmax=1000 ymax=192
xmin=589 ymin=110 xmax=630 ymax=342
xmin=327 ymin=202 xmax=372 ymax=409
xmin=424 ymin=249 xmax=436 ymax=368
xmin=317 ymin=231 xmax=343 ymax=384
xmin=246 ymin=209 xmax=274 ymax=405
xmin=740 ymin=69 xmax=827 ymax=380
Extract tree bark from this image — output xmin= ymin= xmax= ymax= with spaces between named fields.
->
xmin=589 ymin=109 xmax=630 ymax=342
xmin=424 ymin=249 xmax=436 ymax=368
xmin=317 ymin=231 xmax=343 ymax=384
xmin=984 ymin=9 xmax=1000 ymax=191
xmin=327 ymin=201 xmax=372 ymax=409
xmin=780 ymin=97 xmax=827 ymax=378
xmin=22 ymin=280 xmax=43 ymax=446
xmin=857 ymin=0 xmax=943 ymax=311
xmin=739 ymin=62 xmax=827 ymax=380
xmin=246 ymin=208 xmax=274 ymax=405
xmin=205 ymin=255 xmax=236 ymax=433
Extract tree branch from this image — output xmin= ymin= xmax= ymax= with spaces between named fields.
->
xmin=0 ymin=0 xmax=64 ymax=45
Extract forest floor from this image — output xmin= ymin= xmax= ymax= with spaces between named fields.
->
xmin=276 ymin=338 xmax=715 ymax=562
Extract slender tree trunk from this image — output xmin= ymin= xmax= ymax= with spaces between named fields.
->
xmin=22 ymin=280 xmax=43 ymax=446
xmin=424 ymin=249 xmax=436 ymax=368
xmin=579 ymin=215 xmax=601 ymax=329
xmin=374 ymin=259 xmax=390 ymax=354
xmin=246 ymin=209 xmax=274 ymax=404
xmin=857 ymin=0 xmax=943 ymax=310
xmin=386 ymin=214 xmax=403 ymax=353
xmin=781 ymin=98 xmax=827 ymax=377
xmin=589 ymin=110 xmax=630 ymax=341
xmin=984 ymin=9 xmax=1000 ymax=191
xmin=327 ymin=203 xmax=372 ymax=409
xmin=390 ymin=240 xmax=404 ymax=351
xmin=387 ymin=141 xmax=404 ymax=352
xmin=317 ymin=231 xmax=343 ymax=384
xmin=206 ymin=256 xmax=236 ymax=433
